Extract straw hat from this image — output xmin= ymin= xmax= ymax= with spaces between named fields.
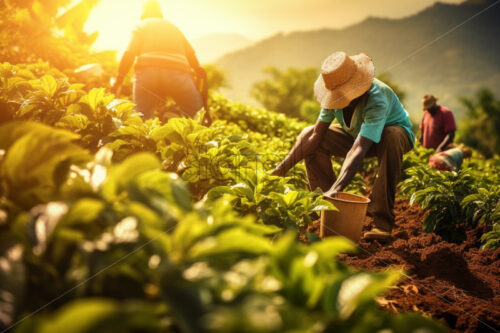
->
xmin=314 ymin=52 xmax=375 ymax=109
xmin=422 ymin=94 xmax=438 ymax=110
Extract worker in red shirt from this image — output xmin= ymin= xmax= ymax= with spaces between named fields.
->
xmin=419 ymin=95 xmax=456 ymax=152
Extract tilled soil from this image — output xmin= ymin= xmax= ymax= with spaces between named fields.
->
xmin=313 ymin=199 xmax=500 ymax=333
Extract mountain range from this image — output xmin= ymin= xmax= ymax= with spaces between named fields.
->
xmin=214 ymin=0 xmax=500 ymax=121
xmin=193 ymin=33 xmax=253 ymax=64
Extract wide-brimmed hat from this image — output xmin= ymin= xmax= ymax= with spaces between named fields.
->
xmin=422 ymin=94 xmax=438 ymax=110
xmin=314 ymin=52 xmax=375 ymax=109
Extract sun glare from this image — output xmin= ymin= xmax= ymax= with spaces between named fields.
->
xmin=84 ymin=0 xmax=243 ymax=56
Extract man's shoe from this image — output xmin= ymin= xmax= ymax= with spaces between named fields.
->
xmin=364 ymin=228 xmax=392 ymax=241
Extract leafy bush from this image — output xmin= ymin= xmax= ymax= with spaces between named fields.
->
xmin=0 ymin=121 xmax=445 ymax=333
xmin=400 ymin=166 xmax=475 ymax=243
xmin=210 ymin=93 xmax=308 ymax=144
xmin=399 ymin=144 xmax=500 ymax=247
xmin=251 ymin=67 xmax=318 ymax=120
xmin=457 ymin=89 xmax=500 ymax=158
xmin=207 ymin=170 xmax=334 ymax=231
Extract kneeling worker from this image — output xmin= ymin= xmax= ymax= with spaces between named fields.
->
xmin=271 ymin=52 xmax=414 ymax=241
xmin=428 ymin=145 xmax=472 ymax=171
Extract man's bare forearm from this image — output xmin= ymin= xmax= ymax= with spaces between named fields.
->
xmin=325 ymin=136 xmax=373 ymax=197
xmin=330 ymin=148 xmax=364 ymax=192
xmin=436 ymin=131 xmax=455 ymax=152
xmin=115 ymin=51 xmax=136 ymax=85
xmin=275 ymin=132 xmax=319 ymax=174
xmin=272 ymin=121 xmax=330 ymax=176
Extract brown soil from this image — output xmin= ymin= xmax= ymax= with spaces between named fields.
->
xmin=311 ymin=199 xmax=500 ymax=333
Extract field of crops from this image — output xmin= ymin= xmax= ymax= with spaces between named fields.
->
xmin=0 ymin=62 xmax=499 ymax=332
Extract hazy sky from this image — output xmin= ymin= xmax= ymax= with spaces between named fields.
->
xmin=85 ymin=0 xmax=465 ymax=52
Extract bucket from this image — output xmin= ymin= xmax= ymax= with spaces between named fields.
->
xmin=320 ymin=192 xmax=371 ymax=243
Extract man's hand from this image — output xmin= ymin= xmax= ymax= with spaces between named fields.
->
xmin=329 ymin=136 xmax=373 ymax=194
xmin=323 ymin=188 xmax=338 ymax=199
xmin=270 ymin=165 xmax=287 ymax=177
xmin=436 ymin=131 xmax=455 ymax=153
xmin=196 ymin=66 xmax=207 ymax=79
xmin=112 ymin=50 xmax=136 ymax=97
xmin=270 ymin=121 xmax=330 ymax=178
xmin=110 ymin=82 xmax=122 ymax=97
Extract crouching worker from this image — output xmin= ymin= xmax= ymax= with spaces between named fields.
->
xmin=428 ymin=145 xmax=472 ymax=171
xmin=271 ymin=52 xmax=414 ymax=241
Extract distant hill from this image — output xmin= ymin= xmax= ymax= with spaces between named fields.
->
xmin=215 ymin=0 xmax=500 ymax=121
xmin=192 ymin=33 xmax=253 ymax=64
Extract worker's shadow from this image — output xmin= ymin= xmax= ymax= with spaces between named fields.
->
xmin=399 ymin=246 xmax=494 ymax=300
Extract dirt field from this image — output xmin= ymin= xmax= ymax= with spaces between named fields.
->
xmin=313 ymin=199 xmax=500 ymax=332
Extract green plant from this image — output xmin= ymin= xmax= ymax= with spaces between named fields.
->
xmin=0 ymin=121 xmax=445 ymax=333
xmin=461 ymin=187 xmax=500 ymax=227
xmin=457 ymin=89 xmax=500 ymax=158
xmin=207 ymin=170 xmax=335 ymax=231
xmin=210 ymin=93 xmax=308 ymax=144
xmin=400 ymin=166 xmax=475 ymax=243
xmin=481 ymin=223 xmax=500 ymax=250
xmin=251 ymin=67 xmax=318 ymax=120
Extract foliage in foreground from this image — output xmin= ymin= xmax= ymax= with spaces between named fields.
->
xmin=0 ymin=122 xmax=445 ymax=332
xmin=0 ymin=62 xmax=343 ymax=236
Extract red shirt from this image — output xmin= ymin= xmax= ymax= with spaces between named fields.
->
xmin=420 ymin=105 xmax=456 ymax=149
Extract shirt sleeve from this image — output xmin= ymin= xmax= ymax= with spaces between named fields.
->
xmin=126 ymin=25 xmax=142 ymax=57
xmin=318 ymin=108 xmax=335 ymax=123
xmin=184 ymin=37 xmax=201 ymax=70
xmin=442 ymin=109 xmax=456 ymax=133
xmin=358 ymin=85 xmax=390 ymax=143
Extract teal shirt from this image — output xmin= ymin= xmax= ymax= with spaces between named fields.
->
xmin=318 ymin=79 xmax=415 ymax=145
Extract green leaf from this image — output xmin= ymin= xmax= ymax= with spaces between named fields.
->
xmin=182 ymin=167 xmax=200 ymax=183
xmin=206 ymin=186 xmax=235 ymax=201
xmin=134 ymin=170 xmax=192 ymax=213
xmin=231 ymin=183 xmax=254 ymax=201
xmin=284 ymin=190 xmax=299 ymax=206
xmin=311 ymin=237 xmax=356 ymax=258
xmin=59 ymin=199 xmax=105 ymax=227
xmin=188 ymin=228 xmax=272 ymax=259
xmin=0 ymin=122 xmax=90 ymax=206
xmin=40 ymin=75 xmax=58 ymax=96
xmin=101 ymin=153 xmax=162 ymax=200
xmin=87 ymin=88 xmax=106 ymax=111
xmin=56 ymin=113 xmax=89 ymax=130
xmin=33 ymin=299 xmax=163 ymax=333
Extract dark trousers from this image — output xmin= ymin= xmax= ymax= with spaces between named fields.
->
xmin=303 ymin=125 xmax=412 ymax=231
xmin=134 ymin=68 xmax=203 ymax=119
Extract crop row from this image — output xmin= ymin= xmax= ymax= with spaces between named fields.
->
xmin=400 ymin=145 xmax=500 ymax=248
xmin=0 ymin=63 xmax=445 ymax=332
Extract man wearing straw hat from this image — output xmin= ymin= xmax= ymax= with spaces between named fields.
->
xmin=111 ymin=0 xmax=206 ymax=120
xmin=271 ymin=52 xmax=414 ymax=241
xmin=419 ymin=94 xmax=456 ymax=152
